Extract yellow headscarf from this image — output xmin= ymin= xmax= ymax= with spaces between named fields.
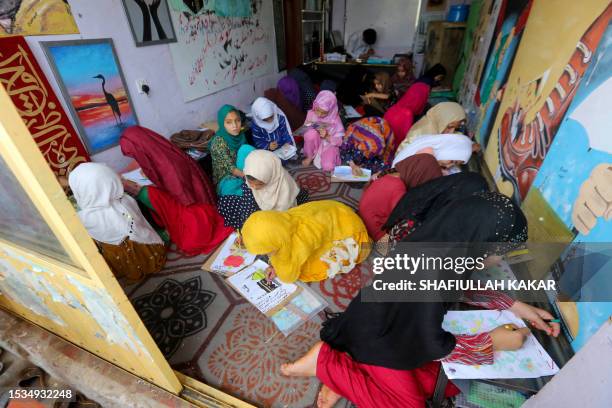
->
xmin=241 ymin=200 xmax=370 ymax=282
xmin=402 ymin=102 xmax=466 ymax=147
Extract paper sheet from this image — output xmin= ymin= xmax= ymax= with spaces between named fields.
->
xmin=331 ymin=165 xmax=372 ymax=182
xmin=270 ymin=284 xmax=328 ymax=336
xmin=441 ymin=310 xmax=559 ymax=379
xmin=226 ymin=260 xmax=300 ymax=315
xmin=209 ymin=232 xmax=256 ymax=276
xmin=273 ymin=144 xmax=297 ymax=160
xmin=122 ymin=168 xmax=153 ymax=186
xmin=344 ymin=105 xmax=362 ymax=118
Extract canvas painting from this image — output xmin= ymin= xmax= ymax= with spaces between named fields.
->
xmin=121 ymin=0 xmax=177 ymax=47
xmin=42 ymin=39 xmax=138 ymax=154
xmin=0 ymin=0 xmax=79 ymax=37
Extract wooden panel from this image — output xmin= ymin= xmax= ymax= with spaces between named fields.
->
xmin=0 ymin=84 xmax=181 ymax=393
xmin=425 ymin=22 xmax=466 ymax=88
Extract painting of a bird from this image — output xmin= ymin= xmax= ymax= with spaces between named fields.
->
xmin=93 ymin=74 xmax=122 ymax=124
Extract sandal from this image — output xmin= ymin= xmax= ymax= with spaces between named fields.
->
xmin=18 ymin=366 xmax=46 ymax=388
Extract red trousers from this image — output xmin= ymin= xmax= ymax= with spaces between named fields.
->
xmin=316 ymin=343 xmax=459 ymax=408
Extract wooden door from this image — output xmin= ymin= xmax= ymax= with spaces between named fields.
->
xmin=0 ymin=85 xmax=181 ymax=393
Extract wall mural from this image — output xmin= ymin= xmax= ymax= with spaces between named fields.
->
xmin=0 ymin=36 xmax=90 ymax=175
xmin=474 ymin=0 xmax=532 ymax=148
xmin=0 ymin=0 xmax=79 ymax=37
xmin=167 ymin=0 xmax=275 ymax=101
xmin=121 ymin=0 xmax=177 ymax=47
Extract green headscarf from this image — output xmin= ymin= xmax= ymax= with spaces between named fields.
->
xmin=215 ymin=104 xmax=247 ymax=152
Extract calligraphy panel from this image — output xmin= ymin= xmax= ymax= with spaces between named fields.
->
xmin=0 ymin=36 xmax=89 ymax=176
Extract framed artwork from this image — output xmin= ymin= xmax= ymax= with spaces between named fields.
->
xmin=121 ymin=0 xmax=177 ymax=47
xmin=41 ymin=39 xmax=138 ymax=154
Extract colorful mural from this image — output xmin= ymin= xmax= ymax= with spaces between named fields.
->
xmin=481 ymin=0 xmax=612 ymax=202
xmin=474 ymin=0 xmax=532 ymax=148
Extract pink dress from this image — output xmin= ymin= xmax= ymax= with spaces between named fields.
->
xmin=383 ymin=82 xmax=430 ymax=151
xmin=303 ymin=90 xmax=344 ymax=171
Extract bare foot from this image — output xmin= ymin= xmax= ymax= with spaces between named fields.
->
xmin=302 ymin=156 xmax=314 ymax=166
xmin=317 ymin=384 xmax=341 ymax=408
xmin=280 ymin=341 xmax=322 ymax=377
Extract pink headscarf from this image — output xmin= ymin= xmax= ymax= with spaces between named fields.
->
xmin=305 ymin=90 xmax=345 ymax=141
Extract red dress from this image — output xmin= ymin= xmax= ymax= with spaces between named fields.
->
xmin=316 ymin=291 xmax=515 ymax=407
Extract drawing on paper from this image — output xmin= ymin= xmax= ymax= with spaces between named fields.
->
xmin=226 ymin=260 xmax=298 ymax=315
xmin=210 ymin=232 xmax=256 ymax=275
xmin=441 ymin=310 xmax=559 ymax=379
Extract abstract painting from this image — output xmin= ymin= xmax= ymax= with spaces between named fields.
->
xmin=42 ymin=39 xmax=138 ymax=154
xmin=167 ymin=0 xmax=274 ymax=101
xmin=121 ymin=0 xmax=177 ymax=47
xmin=0 ymin=0 xmax=79 ymax=37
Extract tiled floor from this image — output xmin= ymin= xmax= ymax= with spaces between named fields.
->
xmin=123 ymin=166 xmax=366 ymax=407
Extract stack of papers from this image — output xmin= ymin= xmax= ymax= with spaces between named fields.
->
xmin=344 ymin=105 xmax=362 ymax=119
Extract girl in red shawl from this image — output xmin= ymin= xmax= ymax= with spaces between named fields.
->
xmin=383 ymin=82 xmax=430 ymax=151
xmin=120 ymin=126 xmax=216 ymax=206
xmin=358 ymin=154 xmax=442 ymax=241
xmin=120 ymin=126 xmax=230 ymax=255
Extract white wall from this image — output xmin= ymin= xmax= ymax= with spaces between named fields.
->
xmin=344 ymin=0 xmax=420 ymax=57
xmin=523 ymin=322 xmax=612 ymax=407
xmin=26 ymin=0 xmax=283 ymax=171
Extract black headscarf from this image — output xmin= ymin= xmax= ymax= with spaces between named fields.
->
xmin=320 ymin=192 xmax=528 ymax=370
xmin=384 ymin=172 xmax=490 ymax=232
xmin=415 ymin=63 xmax=447 ymax=87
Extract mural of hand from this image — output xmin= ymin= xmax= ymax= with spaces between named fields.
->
xmin=572 ymin=163 xmax=612 ymax=235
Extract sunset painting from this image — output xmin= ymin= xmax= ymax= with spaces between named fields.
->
xmin=43 ymin=39 xmax=138 ymax=153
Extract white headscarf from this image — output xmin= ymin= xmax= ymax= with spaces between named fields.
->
xmin=69 ymin=163 xmax=162 ymax=246
xmin=251 ymin=97 xmax=295 ymax=143
xmin=392 ymin=134 xmax=473 ymax=167
xmin=244 ymin=150 xmax=300 ymax=211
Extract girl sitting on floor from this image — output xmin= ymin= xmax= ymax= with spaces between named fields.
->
xmin=218 ymin=149 xmax=308 ymax=231
xmin=281 ymin=192 xmax=560 ymax=408
xmin=401 ymin=101 xmax=467 ymax=146
xmin=392 ymin=133 xmax=473 ymax=175
xmin=241 ymin=200 xmax=371 ymax=283
xmin=209 ymin=105 xmax=254 ymax=196
xmin=250 ymin=97 xmax=296 ymax=160
xmin=120 ymin=126 xmax=216 ymax=205
xmin=358 ymin=154 xmax=442 ymax=241
xmin=69 ymin=163 xmax=167 ymax=282
xmin=391 ymin=57 xmax=415 ymax=99
xmin=264 ymin=76 xmax=306 ymax=131
xmin=302 ymin=91 xmax=344 ymax=172
xmin=339 ymin=116 xmax=395 ymax=174
xmin=362 ymin=72 xmax=396 ymax=116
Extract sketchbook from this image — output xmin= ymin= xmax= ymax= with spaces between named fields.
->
xmin=121 ymin=168 xmax=153 ymax=186
xmin=202 ymin=232 xmax=256 ymax=276
xmin=441 ymin=310 xmax=559 ymax=379
xmin=331 ymin=165 xmax=372 ymax=182
xmin=226 ymin=260 xmax=301 ymax=316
